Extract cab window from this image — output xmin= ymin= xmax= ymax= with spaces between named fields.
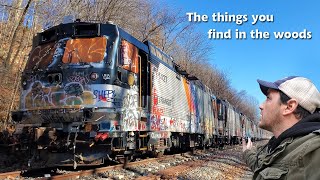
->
xmin=62 ymin=37 xmax=107 ymax=63
xmin=120 ymin=40 xmax=139 ymax=73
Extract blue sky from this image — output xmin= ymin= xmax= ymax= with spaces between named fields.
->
xmin=164 ymin=0 xmax=320 ymax=105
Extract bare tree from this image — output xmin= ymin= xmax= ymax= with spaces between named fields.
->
xmin=4 ymin=0 xmax=32 ymax=70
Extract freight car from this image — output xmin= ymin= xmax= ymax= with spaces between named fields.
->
xmin=2 ymin=21 xmax=266 ymax=168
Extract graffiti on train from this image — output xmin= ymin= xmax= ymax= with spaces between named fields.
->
xmin=22 ymin=81 xmax=94 ymax=108
xmin=93 ymin=89 xmax=116 ymax=102
xmin=149 ymin=115 xmax=189 ymax=132
xmin=22 ymin=83 xmax=140 ymax=109
xmin=121 ymin=91 xmax=139 ymax=131
xmin=152 ymin=66 xmax=168 ymax=83
xmin=68 ymin=71 xmax=90 ymax=85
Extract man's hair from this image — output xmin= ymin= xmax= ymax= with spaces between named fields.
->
xmin=279 ymin=91 xmax=311 ymax=119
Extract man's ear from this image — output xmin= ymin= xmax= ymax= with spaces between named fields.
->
xmin=283 ymin=99 xmax=299 ymax=115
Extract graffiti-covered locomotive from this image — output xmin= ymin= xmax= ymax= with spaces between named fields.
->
xmin=5 ymin=21 xmax=266 ymax=167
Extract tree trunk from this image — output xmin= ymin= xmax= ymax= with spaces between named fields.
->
xmin=5 ymin=0 xmax=32 ymax=70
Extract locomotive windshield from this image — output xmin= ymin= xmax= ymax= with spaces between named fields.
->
xmin=25 ymin=42 xmax=57 ymax=70
xmin=62 ymin=37 xmax=107 ymax=64
xmin=25 ymin=36 xmax=107 ymax=71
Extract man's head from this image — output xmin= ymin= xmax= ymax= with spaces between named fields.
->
xmin=257 ymin=76 xmax=320 ymax=135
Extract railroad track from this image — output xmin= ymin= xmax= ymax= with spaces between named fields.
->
xmin=0 ymin=152 xmax=191 ymax=180
xmin=0 ymin=145 xmax=246 ymax=180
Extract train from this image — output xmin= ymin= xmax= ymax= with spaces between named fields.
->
xmin=1 ymin=21 xmax=268 ymax=168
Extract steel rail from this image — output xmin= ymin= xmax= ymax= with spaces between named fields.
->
xmin=0 ymin=151 xmax=191 ymax=179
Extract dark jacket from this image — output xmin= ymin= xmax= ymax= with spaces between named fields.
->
xmin=243 ymin=113 xmax=320 ymax=180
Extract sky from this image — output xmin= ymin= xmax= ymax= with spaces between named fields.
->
xmin=163 ymin=0 xmax=320 ymax=106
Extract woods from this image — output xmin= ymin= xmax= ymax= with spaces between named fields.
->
xmin=0 ymin=0 xmax=259 ymax=127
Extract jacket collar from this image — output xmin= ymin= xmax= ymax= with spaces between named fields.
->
xmin=267 ymin=113 xmax=320 ymax=152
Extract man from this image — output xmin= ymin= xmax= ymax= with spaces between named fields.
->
xmin=242 ymin=76 xmax=320 ymax=180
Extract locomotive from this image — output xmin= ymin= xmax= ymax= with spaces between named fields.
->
xmin=3 ymin=21 xmax=266 ymax=167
